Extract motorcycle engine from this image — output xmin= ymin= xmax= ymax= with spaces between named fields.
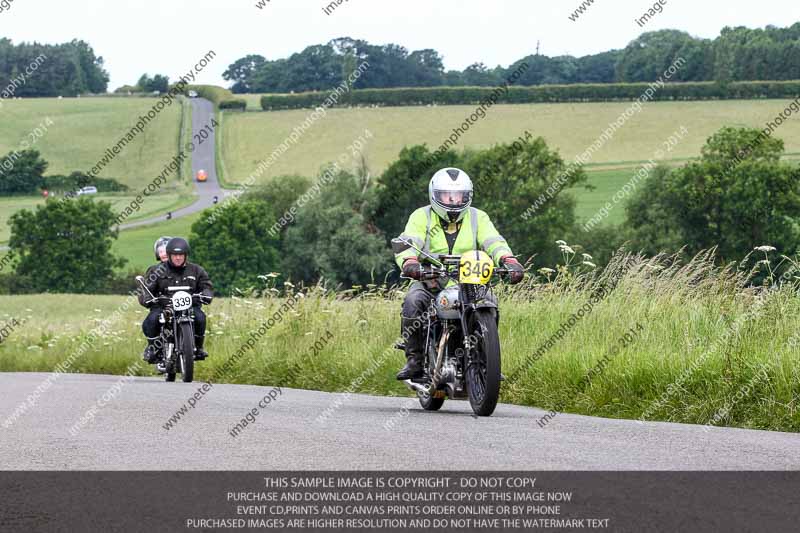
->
xmin=438 ymin=361 xmax=456 ymax=383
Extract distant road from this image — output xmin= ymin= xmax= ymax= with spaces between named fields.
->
xmin=0 ymin=98 xmax=224 ymax=250
xmin=1 ymin=373 xmax=797 ymax=470
xmin=118 ymin=97 xmax=224 ymax=230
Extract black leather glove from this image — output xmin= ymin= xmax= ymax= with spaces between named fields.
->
xmin=501 ymin=256 xmax=525 ymax=284
xmin=402 ymin=258 xmax=422 ymax=280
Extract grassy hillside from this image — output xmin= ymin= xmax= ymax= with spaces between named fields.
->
xmin=222 ymin=100 xmax=800 ymax=188
xmin=0 ymin=97 xmax=196 ymax=257
xmin=0 ymin=97 xmax=185 ymax=188
xmin=112 ymin=212 xmax=202 ymax=272
xmin=0 ymin=194 xmax=194 ymax=244
xmin=0 ymin=251 xmax=796 ymax=432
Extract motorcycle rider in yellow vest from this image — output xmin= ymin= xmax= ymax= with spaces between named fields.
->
xmin=394 ymin=168 xmax=524 ymax=380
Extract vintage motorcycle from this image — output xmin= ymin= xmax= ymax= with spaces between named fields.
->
xmin=392 ymin=237 xmax=509 ymax=416
xmin=136 ymin=276 xmax=208 ymax=383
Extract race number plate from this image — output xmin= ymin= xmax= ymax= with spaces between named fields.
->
xmin=171 ymin=291 xmax=193 ymax=311
xmin=459 ymin=250 xmax=494 ymax=285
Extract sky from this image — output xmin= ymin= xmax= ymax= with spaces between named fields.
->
xmin=2 ymin=0 xmax=799 ymax=90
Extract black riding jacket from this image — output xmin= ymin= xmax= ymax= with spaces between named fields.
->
xmin=138 ymin=261 xmax=213 ymax=308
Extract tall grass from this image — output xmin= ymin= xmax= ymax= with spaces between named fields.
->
xmin=0 ymin=248 xmax=797 ymax=431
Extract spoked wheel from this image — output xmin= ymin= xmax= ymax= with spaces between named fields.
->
xmin=179 ymin=323 xmax=195 ymax=383
xmin=466 ymin=310 xmax=501 ymax=416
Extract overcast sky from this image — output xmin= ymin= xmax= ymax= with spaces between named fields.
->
xmin=2 ymin=0 xmax=799 ymax=90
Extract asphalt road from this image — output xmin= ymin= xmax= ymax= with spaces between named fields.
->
xmin=1 ymin=373 xmax=797 ymax=470
xmin=118 ymin=97 xmax=224 ymax=230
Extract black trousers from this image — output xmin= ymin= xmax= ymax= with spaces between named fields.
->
xmin=142 ymin=307 xmax=206 ymax=340
xmin=400 ymin=282 xmax=436 ymax=357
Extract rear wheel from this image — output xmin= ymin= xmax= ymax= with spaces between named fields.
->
xmin=179 ymin=323 xmax=195 ymax=383
xmin=466 ymin=310 xmax=501 ymax=416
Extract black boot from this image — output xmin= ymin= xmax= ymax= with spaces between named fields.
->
xmin=194 ymin=335 xmax=208 ymax=360
xmin=396 ymin=353 xmax=424 ymax=380
xmin=396 ymin=314 xmax=425 ymax=380
xmin=142 ymin=337 xmax=159 ymax=364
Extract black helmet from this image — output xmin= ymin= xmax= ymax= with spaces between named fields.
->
xmin=153 ymin=236 xmax=172 ymax=261
xmin=166 ymin=237 xmax=190 ymax=269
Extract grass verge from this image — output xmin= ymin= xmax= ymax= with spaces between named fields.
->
xmin=0 ymin=250 xmax=796 ymax=432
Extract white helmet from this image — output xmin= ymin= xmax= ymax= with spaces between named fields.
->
xmin=429 ymin=168 xmax=473 ymax=222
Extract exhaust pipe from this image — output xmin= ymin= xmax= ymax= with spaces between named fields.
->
xmin=403 ymin=380 xmax=429 ymax=394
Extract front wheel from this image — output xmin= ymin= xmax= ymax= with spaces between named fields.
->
xmin=466 ymin=310 xmax=501 ymax=416
xmin=178 ymin=322 xmax=195 ymax=383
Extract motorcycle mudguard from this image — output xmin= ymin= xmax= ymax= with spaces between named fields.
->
xmin=468 ymin=301 xmax=499 ymax=325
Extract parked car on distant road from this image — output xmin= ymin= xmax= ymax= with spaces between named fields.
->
xmin=196 ymin=169 xmax=207 ymax=182
xmin=76 ymin=186 xmax=98 ymax=195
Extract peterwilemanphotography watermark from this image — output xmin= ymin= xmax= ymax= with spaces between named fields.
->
xmin=86 ymin=51 xmax=216 ymax=180
xmin=424 ymin=62 xmax=530 ymax=167
xmin=520 ymin=56 xmax=687 ymax=221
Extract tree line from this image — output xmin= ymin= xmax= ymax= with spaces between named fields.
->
xmin=224 ymin=24 xmax=800 ymax=94
xmin=0 ymin=38 xmax=108 ymax=96
xmin=260 ymin=80 xmax=800 ymax=110
xmin=0 ymin=126 xmax=797 ymax=295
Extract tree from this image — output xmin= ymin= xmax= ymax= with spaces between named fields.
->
xmin=190 ymin=201 xmax=282 ymax=295
xmin=373 ymin=139 xmax=589 ymax=267
xmin=616 ymin=30 xmax=699 ymax=82
xmin=136 ymin=73 xmax=169 ymax=93
xmin=462 ymin=63 xmax=503 ymax=86
xmin=407 ymin=49 xmax=445 ymax=86
xmin=624 ymin=127 xmax=800 ymax=259
xmin=282 ymin=169 xmax=390 ymax=287
xmin=0 ymin=149 xmax=47 ymax=195
xmin=463 ymin=138 xmax=589 ymax=265
xmin=576 ymin=51 xmax=621 ymax=83
xmin=244 ymin=175 xmax=312 ymax=234
xmin=222 ymin=54 xmax=266 ymax=93
xmin=9 ymin=197 xmax=125 ymax=293
xmin=0 ymin=39 xmax=108 ymax=96
xmin=372 ymin=145 xmax=463 ymax=242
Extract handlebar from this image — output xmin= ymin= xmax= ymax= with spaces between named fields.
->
xmin=145 ymin=293 xmax=211 ymax=306
xmin=402 ymin=264 xmax=511 ymax=281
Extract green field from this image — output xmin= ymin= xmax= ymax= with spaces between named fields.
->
xmin=222 ymin=100 xmax=800 ymax=186
xmin=112 ymin=212 xmax=202 ymax=272
xmin=241 ymin=94 xmax=265 ymax=111
xmin=0 ymin=97 xmax=186 ymax=189
xmin=1 ymin=251 xmax=796 ymax=432
xmin=0 ymin=194 xmax=194 ymax=244
xmin=0 ymin=97 xmax=197 ymax=255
